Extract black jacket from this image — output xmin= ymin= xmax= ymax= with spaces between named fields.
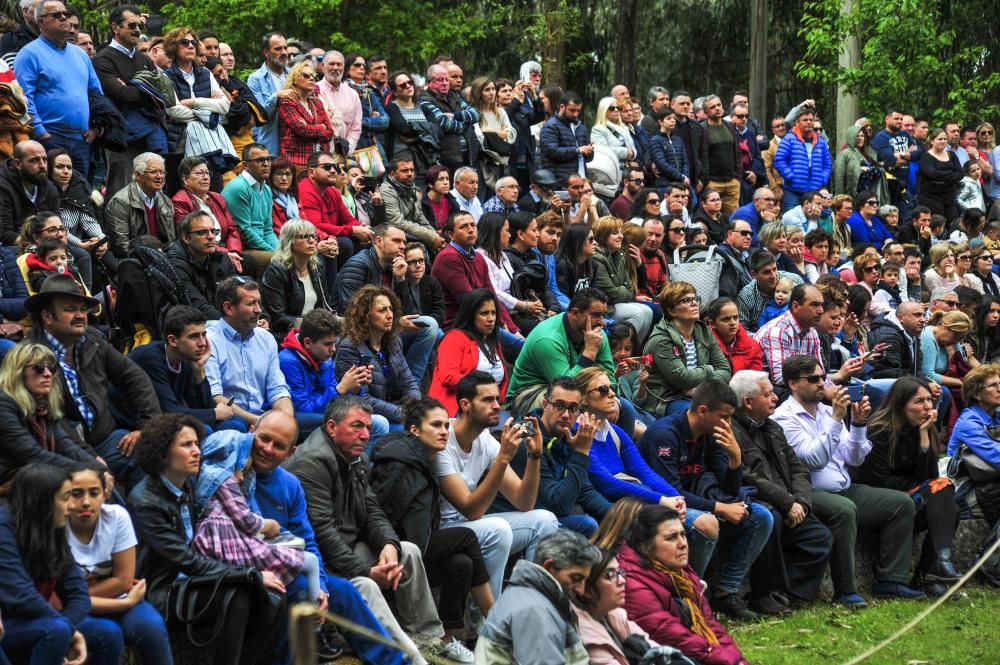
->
xmin=399 ymin=276 xmax=446 ymax=325
xmin=674 ymin=117 xmax=707 ymax=186
xmin=128 ymin=341 xmax=216 ymax=425
xmin=334 ymin=246 xmax=415 ymax=313
xmin=129 ymin=474 xmax=249 ymax=613
xmin=505 ymin=245 xmax=560 ymax=312
xmin=260 ymin=260 xmax=333 ymax=338
xmin=716 ymin=243 xmax=752 ymax=299
xmin=283 ymin=427 xmax=400 ymax=579
xmin=89 ymin=92 xmax=128 ymax=153
xmin=692 ymin=207 xmax=729 ymax=246
xmin=56 ymin=168 xmax=102 ymax=226
xmin=165 ymin=240 xmax=236 ymax=320
xmin=505 ymin=96 xmax=545 ymax=165
xmin=854 ymin=424 xmax=939 ymax=492
xmin=867 ymin=313 xmax=921 ymax=379
xmin=0 ymin=23 xmax=36 ymax=66
xmin=0 ymin=159 xmax=60 ymax=246
xmin=369 ymin=432 xmax=438 ymax=553
xmin=731 ymin=411 xmax=813 ymax=516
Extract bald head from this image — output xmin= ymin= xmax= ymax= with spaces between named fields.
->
xmin=896 ymin=301 xmax=926 ymax=337
xmin=251 ymin=410 xmax=299 ymax=473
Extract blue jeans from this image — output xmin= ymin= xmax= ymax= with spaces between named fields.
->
xmin=2 ymin=615 xmax=74 ymax=664
xmin=559 ymin=514 xmax=599 ymax=536
xmin=41 ymin=133 xmax=92 ymax=182
xmin=499 ymin=328 xmax=525 ymax=362
xmin=715 ymin=502 xmax=774 ymax=594
xmin=92 ymin=428 xmax=143 ymax=493
xmin=295 ymin=411 xmax=326 ymax=439
xmin=684 ymin=507 xmax=717 ymax=577
xmin=781 ymin=189 xmax=801 ymax=214
xmin=363 ymin=414 xmax=391 ymax=457
xmin=109 ymin=601 xmax=173 ymax=665
xmin=400 ymin=315 xmax=440 ymax=382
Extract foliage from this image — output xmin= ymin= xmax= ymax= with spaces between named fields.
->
xmin=796 ymin=0 xmax=1000 ymax=126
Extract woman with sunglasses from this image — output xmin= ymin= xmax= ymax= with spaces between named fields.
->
xmin=386 ymin=70 xmax=440 ymax=188
xmin=970 ymin=245 xmax=1000 ymax=298
xmin=260 ymin=219 xmax=333 ymax=340
xmin=555 ymin=223 xmax=598 ymax=302
xmin=627 ymin=187 xmax=663 ymax=225
xmin=172 ymin=155 xmax=246 ymax=274
xmin=591 ymin=97 xmax=637 ymax=174
xmin=853 ymin=252 xmax=890 ymax=325
xmin=845 ymin=190 xmax=893 ymax=248
xmin=0 ymin=343 xmax=102 ymax=494
xmin=277 ymin=61 xmax=334 ymax=177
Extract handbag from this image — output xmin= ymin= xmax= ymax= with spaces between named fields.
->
xmin=0 ymin=322 xmax=23 ymax=341
xmin=482 ymin=130 xmax=512 ymax=158
xmin=353 ymin=144 xmax=386 ymax=178
xmin=959 ymin=437 xmax=1000 ymax=483
xmin=169 ymin=569 xmax=276 ymax=647
xmin=670 ymin=245 xmax=723 ymax=304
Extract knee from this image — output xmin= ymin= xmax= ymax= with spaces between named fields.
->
xmin=693 ymin=513 xmax=720 ymax=541
xmin=749 ymin=503 xmax=775 ymax=530
xmin=449 ymin=553 xmax=474 ymax=580
xmin=399 ymin=541 xmax=423 ymax=566
xmin=531 ymin=509 xmax=560 ymax=537
xmin=478 ymin=517 xmax=514 ymax=550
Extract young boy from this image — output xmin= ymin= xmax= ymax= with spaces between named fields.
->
xmin=874 ymin=262 xmax=902 ymax=309
xmin=26 ymin=238 xmax=84 ymax=293
xmin=757 ymin=276 xmax=794 ymax=330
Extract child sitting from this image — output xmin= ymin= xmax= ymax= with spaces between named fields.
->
xmin=26 ymin=237 xmax=85 ymax=293
xmin=758 ymin=276 xmax=794 ymax=329
xmin=874 ymin=262 xmax=902 ymax=310
xmin=609 ymin=322 xmax=653 ymax=425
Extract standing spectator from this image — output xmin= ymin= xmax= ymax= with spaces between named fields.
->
xmin=590 ymin=97 xmax=636 ymax=174
xmin=0 ymin=0 xmax=42 ymax=67
xmin=505 ymin=66 xmax=545 ymax=190
xmin=0 ymin=140 xmax=59 ymax=246
xmin=834 ymin=121 xmax=887 ymax=202
xmin=315 ymin=50 xmax=361 ymax=152
xmin=105 ymin=152 xmax=175 ymax=257
xmin=471 ymin=76 xmax=516 ymax=188
xmin=670 ymin=91 xmax=706 ymax=190
xmin=92 ymin=5 xmax=167 ymax=198
xmin=957 ymin=163 xmax=987 ymax=213
xmin=15 ymin=0 xmax=103 ymax=179
xmin=700 ymin=95 xmax=742 ymax=215
xmin=419 ymin=64 xmax=478 ymax=172
xmin=222 ymin=143 xmax=278 ymax=275
xmin=540 ymin=91 xmax=593 ymax=184
xmin=246 ymin=32 xmax=290 ymax=156
xmin=386 ymin=70 xmax=439 ymax=184
xmin=731 ymin=101 xmax=766 ymax=205
xmin=380 ymin=155 xmax=443 ymax=250
xmin=261 ymin=220 xmax=334 ymax=340
xmin=763 ymin=115 xmax=787 ymax=204
xmin=650 ymin=111 xmax=690 ymax=189
xmin=871 ymin=110 xmax=918 ymax=222
xmin=171 ymin=155 xmax=245 ymax=273
xmin=165 ymin=210 xmax=237 ymax=319
xmin=774 ymin=106 xmax=833 ymax=214
xmin=344 ymin=53 xmax=389 ymax=158
xmin=277 ymin=61 xmax=333 ymax=176
xmin=917 ymin=127 xmax=964 ymax=220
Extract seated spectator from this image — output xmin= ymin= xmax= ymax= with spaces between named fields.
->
xmin=619 ymin=505 xmax=751 ymax=665
xmin=0 ymin=238 xmax=27 ymax=352
xmin=16 ymin=211 xmax=91 ymax=296
xmin=284 ymin=397 xmax=450 ymax=665
xmin=971 ymin=294 xmax=1000 ymax=363
xmin=923 ymin=242 xmax=961 ymax=292
xmin=846 ymin=190 xmax=893 ymax=248
xmin=475 ymin=530 xmax=601 ymax=664
xmin=639 ymin=379 xmax=773 ymax=620
xmin=478 ymin=212 xmax=537 ymax=326
xmin=436 ymin=371 xmax=559 ymax=600
xmin=222 ymin=143 xmax=279 ymax=278
xmin=533 ymin=210 xmax=568 ymax=311
xmin=277 ymin=61 xmax=333 ymax=175
xmin=640 ymin=282 xmax=732 ymax=417
xmin=555 ymin=222 xmax=597 ymax=300
xmin=737 ymin=250 xmax=798 ymax=333
xmin=204 ymin=276 xmax=294 ymax=432
xmin=26 ymin=238 xmax=86 ymax=294
xmin=420 ymin=165 xmax=459 ymax=231
xmin=269 ymin=157 xmax=300 ymax=235
xmin=128 ymin=414 xmax=284 ymax=664
xmin=572 ymin=549 xmax=660 ymax=665
xmin=692 ymin=188 xmax=728 ymax=245
xmin=970 ymin=245 xmax=1000 ymax=298
xmin=334 ymin=285 xmax=419 ymax=436
xmin=757 ymin=276 xmax=794 ymax=330
xmin=758 ymin=222 xmax=797 ymax=277
xmin=380 ymin=155 xmax=443 ymax=251
xmin=166 ymin=210 xmax=238 ymax=319
xmin=947 ymin=364 xmax=1000 ymax=527
xmin=429 ymin=289 xmax=507 ymax=415
xmin=772 ymin=354 xmax=924 ymax=606
xmin=0 ymin=140 xmax=60 ymax=248
xmin=516 ymin=169 xmax=563 ymax=216
xmin=26 ymin=274 xmax=160 ymax=492
xmin=636 ymin=218 xmax=670 ymax=301
xmin=401 ymin=241 xmax=445 ymax=326
xmin=729 ymin=371 xmax=834 ymax=612
xmin=706 ymin=296 xmax=763 ymax=374
xmin=130 ymin=305 xmax=241 ymax=432
xmin=609 ymin=323 xmax=652 ymax=421
xmin=592 ymin=215 xmax=653 ymax=341
xmin=245 ymin=411 xmax=408 ymax=665
xmin=261 ymin=219 xmax=334 ymax=339
xmin=729 ymin=187 xmax=777 ymax=240
xmin=857 ymin=377 xmax=963 ymax=596
xmin=370 ymin=398 xmax=492 ymax=661
xmin=171 ymin=155 xmax=246 ymax=275
xmin=627 ymin=187 xmax=663 ymax=226
xmin=803 ymin=229 xmax=832 ymax=282
xmin=66 ymin=463 xmax=172 ymax=665
xmin=0 ymin=342 xmax=101 ymax=491
xmin=783 ymin=226 xmax=811 ymax=281
xmin=298 ymin=151 xmax=368 ymax=269
xmin=47 ymin=148 xmax=112 ymax=278
xmin=482 ymin=177 xmax=521 ymax=216
xmin=105 ymin=152 xmax=175 ymax=258
xmin=0 ymin=464 xmax=116 ymax=664
xmin=920 ymin=310 xmax=975 ymax=406
xmin=449 ymin=166 xmax=484 ymax=222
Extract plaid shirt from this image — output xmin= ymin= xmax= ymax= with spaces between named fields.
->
xmin=482 ymin=196 xmax=519 ymax=216
xmin=277 ymin=94 xmax=334 ymax=167
xmin=737 ymin=270 xmax=804 ymax=333
xmin=45 ymin=331 xmax=95 ymax=427
xmin=753 ymin=311 xmax=825 ymax=386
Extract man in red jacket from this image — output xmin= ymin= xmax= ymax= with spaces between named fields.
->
xmin=297 ymin=151 xmax=374 ymax=266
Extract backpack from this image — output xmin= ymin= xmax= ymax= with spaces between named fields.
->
xmin=113 ymin=245 xmax=191 ymax=352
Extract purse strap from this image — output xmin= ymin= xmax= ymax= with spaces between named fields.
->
xmin=172 ymin=575 xmax=241 ymax=648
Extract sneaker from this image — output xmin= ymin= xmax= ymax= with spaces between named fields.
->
xmin=441 ymin=637 xmax=475 ymax=663
xmin=315 ymin=629 xmax=343 ymax=662
xmin=751 ymin=592 xmax=791 ymax=616
xmin=712 ymin=592 xmax=760 ymax=621
xmin=832 ymin=592 xmax=868 ymax=609
xmin=871 ymin=581 xmax=927 ymax=600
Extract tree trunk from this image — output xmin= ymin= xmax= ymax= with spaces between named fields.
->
xmin=614 ymin=0 xmax=640 ymax=93
xmin=835 ymin=0 xmax=861 ymax=150
xmin=749 ymin=0 xmax=768 ymax=123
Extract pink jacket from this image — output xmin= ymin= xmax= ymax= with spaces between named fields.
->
xmin=573 ymin=605 xmax=657 ymax=665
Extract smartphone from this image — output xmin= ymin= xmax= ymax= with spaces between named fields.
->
xmin=363 ymin=176 xmax=378 ymax=193
xmin=144 ymin=14 xmax=163 ymax=36
xmin=845 ymin=384 xmax=866 ymax=402
xmin=358 ymin=354 xmax=373 ymax=367
xmin=91 ymin=236 xmax=109 ymax=252
xmin=411 ymin=320 xmax=429 ymax=328
xmin=555 ymin=190 xmax=570 ymax=202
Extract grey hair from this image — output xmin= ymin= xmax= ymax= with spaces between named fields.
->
xmin=425 ymin=63 xmax=447 ymax=81
xmin=273 ymin=218 xmax=321 ymax=272
xmin=324 ymin=49 xmax=343 ymax=62
xmin=133 ymin=152 xmax=164 ymax=175
xmin=495 ymin=176 xmax=518 ymax=190
xmin=647 ymin=86 xmax=669 ymax=103
xmin=730 ymin=370 xmax=770 ymax=405
xmin=534 ymin=529 xmax=602 ymax=569
xmin=454 ymin=166 xmax=477 ymax=183
xmin=878 ymin=204 xmax=899 ymax=218
xmin=930 ymin=287 xmax=955 ymax=302
xmin=730 ymin=101 xmax=749 ymax=114
xmin=324 ymin=395 xmax=372 ymax=422
xmin=753 ymin=188 xmax=774 ymax=201
xmin=32 ymin=0 xmax=54 ymax=20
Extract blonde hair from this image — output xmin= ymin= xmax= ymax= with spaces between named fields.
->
xmin=575 ymin=366 xmax=612 ymax=404
xmin=592 ymin=497 xmax=645 ymax=549
xmin=775 ymin=276 xmax=795 ymax=292
xmin=284 ymin=60 xmax=317 ymax=90
xmin=928 ymin=242 xmax=954 ymax=268
xmin=272 ymin=219 xmax=321 ymax=271
xmin=592 ymin=215 xmax=623 ymax=247
xmin=927 ymin=309 xmax=971 ymax=334
xmin=0 ymin=343 xmax=64 ymax=420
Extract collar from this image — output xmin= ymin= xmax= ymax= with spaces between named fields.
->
xmin=450 ymin=188 xmax=476 ymax=205
xmin=218 ymin=316 xmax=255 ymax=342
xmin=449 ymin=241 xmax=476 ymax=259
xmin=139 ymin=188 xmax=157 ymax=208
xmin=884 ymin=309 xmax=914 ymax=343
xmin=159 ymin=474 xmax=187 ymax=499
xmin=240 ymin=170 xmax=263 ymax=189
xmin=109 ymin=39 xmax=135 ymax=57
xmin=44 ymin=329 xmax=81 ymax=356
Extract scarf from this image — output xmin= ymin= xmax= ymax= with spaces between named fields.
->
xmin=650 ymin=560 xmax=719 ymax=646
xmin=29 ymin=394 xmax=51 ymax=451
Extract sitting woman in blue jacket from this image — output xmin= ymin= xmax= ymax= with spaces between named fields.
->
xmin=649 ymin=111 xmax=690 ymax=189
xmin=948 ymin=364 xmax=1000 ymax=527
xmin=0 ymin=464 xmax=119 ymax=665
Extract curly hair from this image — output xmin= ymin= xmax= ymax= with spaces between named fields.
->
xmin=284 ymin=59 xmax=317 ymax=91
xmin=162 ymin=26 xmax=197 ymax=61
xmin=133 ymin=413 xmax=206 ymax=476
xmin=342 ymin=284 xmax=402 ymax=347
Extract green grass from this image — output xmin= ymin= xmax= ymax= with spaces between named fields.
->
xmin=728 ymin=586 xmax=1000 ymax=664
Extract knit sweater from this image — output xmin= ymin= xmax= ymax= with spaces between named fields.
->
xmin=222 ymin=172 xmax=277 ymax=251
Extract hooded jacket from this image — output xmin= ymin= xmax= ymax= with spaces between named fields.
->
xmin=774 ymin=126 xmax=833 ymax=194
xmin=0 ymin=158 xmax=60 ymax=245
xmin=592 ymin=246 xmax=636 ymax=309
xmin=475 ymin=559 xmax=590 ymax=665
xmin=834 ymin=121 xmax=890 ymax=202
xmin=867 ymin=311 xmax=922 ymax=379
xmin=278 ymin=329 xmax=339 ymax=415
xmin=712 ymin=324 xmax=763 ymax=374
xmin=640 ymin=319 xmax=732 ymax=417
xmin=369 ymin=431 xmax=439 ymax=553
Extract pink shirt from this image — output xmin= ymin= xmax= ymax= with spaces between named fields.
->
xmin=317 ymin=78 xmax=362 ymax=151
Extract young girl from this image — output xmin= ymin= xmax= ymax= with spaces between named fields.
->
xmin=609 ymin=322 xmax=652 ymax=425
xmin=26 ymin=237 xmax=87 ymax=293
xmin=757 ymin=276 xmax=794 ymax=329
xmin=66 ymin=464 xmax=173 ymax=665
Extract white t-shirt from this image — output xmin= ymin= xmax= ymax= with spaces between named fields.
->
xmin=67 ymin=504 xmax=137 ymax=592
xmin=476 ymin=347 xmax=505 ymax=384
xmin=435 ymin=424 xmax=500 ymax=525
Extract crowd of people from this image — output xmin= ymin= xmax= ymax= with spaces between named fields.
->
xmin=1 ymin=2 xmax=1000 ymax=665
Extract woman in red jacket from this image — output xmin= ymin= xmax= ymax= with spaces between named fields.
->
xmin=172 ymin=155 xmax=247 ymax=273
xmin=620 ymin=505 xmax=750 ymax=665
xmin=429 ymin=288 xmax=508 ymax=416
xmin=705 ymin=297 xmax=763 ymax=373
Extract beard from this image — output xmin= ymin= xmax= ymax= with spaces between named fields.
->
xmin=22 ymin=169 xmax=48 ymax=186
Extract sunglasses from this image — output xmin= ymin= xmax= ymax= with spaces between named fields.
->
xmin=179 ymin=38 xmax=198 ymax=47
xmin=668 ymin=227 xmax=685 ymax=233
xmin=247 ymin=156 xmax=276 ymax=163
xmin=865 ymin=199 xmax=878 ymax=205
xmin=315 ymin=163 xmax=343 ymax=173
xmin=397 ymin=80 xmax=414 ymax=89
xmin=28 ymin=362 xmax=59 ymax=374
xmin=588 ymin=385 xmax=615 ymax=396
xmin=118 ymin=20 xmax=144 ymax=30
xmin=647 ymin=198 xmax=661 ymax=205
xmin=732 ymin=113 xmax=748 ymax=119
xmin=862 ymin=266 xmax=881 ymax=273
xmin=736 ymin=229 xmax=753 ymax=236
xmin=42 ymin=10 xmax=71 ymax=20
xmin=608 ymin=106 xmax=620 ymax=111
xmin=957 ymin=255 xmax=972 ymax=261
xmin=797 ymin=374 xmax=825 ymax=384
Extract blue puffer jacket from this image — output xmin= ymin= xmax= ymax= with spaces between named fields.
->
xmin=540 ymin=115 xmax=593 ymax=184
xmin=774 ymin=127 xmax=832 ymax=194
xmin=649 ymin=131 xmax=689 ymax=186
xmin=0 ymin=245 xmax=26 ymax=322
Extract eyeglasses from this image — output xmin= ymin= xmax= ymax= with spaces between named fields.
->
xmin=42 ymin=225 xmax=68 ymax=235
xmin=143 ymin=169 xmax=166 ymax=176
xmin=957 ymin=255 xmax=972 ymax=261
xmin=547 ymin=400 xmax=581 ymax=415
xmin=405 ymin=258 xmax=425 ymax=266
xmin=179 ymin=38 xmax=198 ymax=47
xmin=247 ymin=156 xmax=276 ymax=163
xmin=983 ymin=382 xmax=1000 ymax=391
xmin=677 ymin=295 xmax=701 ymax=306
xmin=27 ymin=362 xmax=59 ymax=374
xmin=187 ymin=169 xmax=210 ymax=177
xmin=760 ymin=197 xmax=776 ymax=203
xmin=295 ymin=233 xmax=319 ymax=241
xmin=273 ymin=170 xmax=293 ymax=178
xmin=588 ymin=385 xmax=615 ymax=397
xmin=42 ymin=10 xmax=71 ymax=20
xmin=601 ymin=567 xmax=627 ymax=582
xmin=187 ymin=228 xmax=215 ymax=237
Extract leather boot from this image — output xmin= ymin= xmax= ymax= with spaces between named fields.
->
xmin=924 ymin=548 xmax=962 ymax=583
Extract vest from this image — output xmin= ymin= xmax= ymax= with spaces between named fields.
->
xmin=164 ymin=65 xmax=216 ymax=152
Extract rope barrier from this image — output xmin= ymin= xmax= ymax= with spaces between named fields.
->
xmin=840 ymin=535 xmax=1000 ymax=665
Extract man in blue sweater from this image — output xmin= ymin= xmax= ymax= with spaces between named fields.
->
xmin=639 ymin=378 xmax=774 ymax=621
xmin=870 ymin=110 xmax=918 ymax=223
xmin=15 ymin=0 xmax=103 ymax=180
xmin=245 ymin=410 xmax=405 ymax=665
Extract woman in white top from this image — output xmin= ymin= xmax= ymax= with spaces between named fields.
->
xmin=922 ymin=242 xmax=962 ymax=293
xmin=477 ymin=212 xmax=543 ymax=323
xmin=470 ymin=76 xmax=517 ymax=153
xmin=591 ymin=97 xmax=637 ymax=172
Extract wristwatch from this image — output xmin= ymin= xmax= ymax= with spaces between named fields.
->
xmin=527 ymin=451 xmax=543 ymax=460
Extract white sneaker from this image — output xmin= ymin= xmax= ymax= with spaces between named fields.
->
xmin=441 ymin=637 xmax=475 ymax=663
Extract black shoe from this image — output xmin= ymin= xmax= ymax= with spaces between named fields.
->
xmin=923 ymin=581 xmax=948 ymax=598
xmin=713 ymin=592 xmax=760 ymax=621
xmin=751 ymin=592 xmax=791 ymax=616
xmin=924 ymin=550 xmax=962 ymax=583
xmin=316 ymin=629 xmax=343 ymax=662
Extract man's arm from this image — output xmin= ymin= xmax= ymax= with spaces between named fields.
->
xmin=102 ymin=340 xmax=161 ymax=423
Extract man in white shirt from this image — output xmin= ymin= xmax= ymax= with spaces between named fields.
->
xmin=771 ymin=354 xmax=923 ymax=607
xmin=436 ymin=371 xmax=559 ymax=600
xmin=449 ymin=167 xmax=483 ymax=223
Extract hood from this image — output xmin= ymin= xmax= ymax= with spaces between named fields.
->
xmin=280 ymin=328 xmax=320 ymax=372
xmin=507 ymin=559 xmax=577 ymax=626
xmin=791 ymin=125 xmax=818 ymax=146
xmin=519 ymin=61 xmax=541 ymax=88
xmin=194 ymin=430 xmax=257 ymax=518
xmin=370 ymin=431 xmax=433 ymax=474
xmin=869 ymin=311 xmax=903 ymax=334
xmin=25 ymin=252 xmax=54 ymax=273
